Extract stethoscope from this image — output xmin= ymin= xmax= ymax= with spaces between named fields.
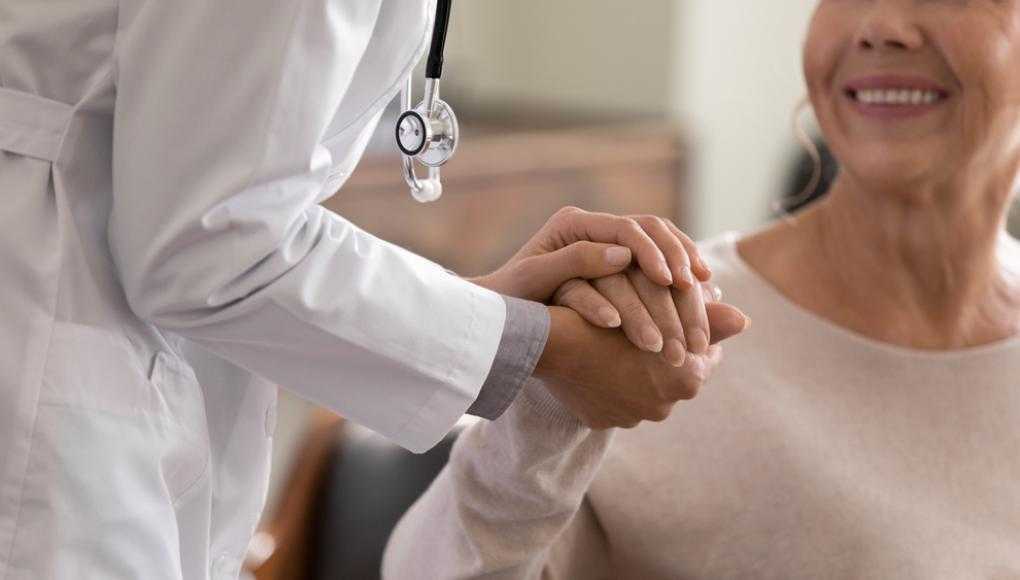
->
xmin=396 ymin=0 xmax=458 ymax=203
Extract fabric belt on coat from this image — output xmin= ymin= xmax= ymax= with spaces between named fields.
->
xmin=0 ymin=87 xmax=74 ymax=163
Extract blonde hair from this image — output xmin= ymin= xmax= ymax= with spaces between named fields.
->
xmin=773 ymin=97 xmax=825 ymax=221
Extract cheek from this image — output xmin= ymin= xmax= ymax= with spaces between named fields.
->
xmin=944 ymin=24 xmax=1020 ymax=149
xmin=802 ymin=14 xmax=840 ymax=99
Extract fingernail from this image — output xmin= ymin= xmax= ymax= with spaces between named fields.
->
xmin=605 ymin=246 xmax=632 ymax=267
xmin=710 ymin=284 xmax=723 ymax=302
xmin=641 ymin=325 xmax=664 ymax=353
xmin=743 ymin=316 xmax=752 ymax=330
xmin=599 ymin=307 xmax=622 ymax=328
xmin=659 ymin=264 xmax=674 ymax=285
xmin=700 ymin=259 xmax=713 ymax=277
xmin=663 ymin=339 xmax=686 ymax=367
xmin=688 ymin=329 xmax=709 ymax=355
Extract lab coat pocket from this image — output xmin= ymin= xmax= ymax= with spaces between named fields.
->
xmin=8 ymin=322 xmax=209 ymax=578
xmin=148 ymin=349 xmax=211 ymax=503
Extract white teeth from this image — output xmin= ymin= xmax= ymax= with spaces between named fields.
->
xmin=853 ymin=88 xmax=942 ymax=105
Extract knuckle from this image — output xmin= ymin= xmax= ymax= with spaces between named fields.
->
xmin=620 ymin=301 xmax=648 ymax=319
xmin=681 ymin=381 xmax=702 ymax=400
xmin=649 ymin=405 xmax=673 ymax=422
xmin=555 ymin=205 xmax=584 ymax=221
xmin=667 ymin=219 xmax=691 ymax=240
xmin=680 ymin=373 xmax=707 ymax=400
xmin=594 ymin=272 xmax=629 ymax=292
xmin=553 ymin=278 xmax=587 ymax=304
xmin=640 ymin=215 xmax=668 ymax=231
xmin=620 ymin=217 xmax=643 ymax=235
xmin=573 ymin=241 xmax=600 ymax=265
xmin=660 ymin=371 xmax=701 ymax=401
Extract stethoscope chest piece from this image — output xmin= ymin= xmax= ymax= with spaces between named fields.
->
xmin=397 ymin=0 xmax=456 ymax=204
xmin=396 ymin=96 xmax=459 ymax=168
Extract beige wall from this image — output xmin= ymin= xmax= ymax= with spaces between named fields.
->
xmin=445 ymin=1 xmax=818 ymax=237
xmin=672 ymin=0 xmax=817 ymax=238
xmin=446 ymin=0 xmax=676 ymax=118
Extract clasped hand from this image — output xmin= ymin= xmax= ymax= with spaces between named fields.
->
xmin=471 ymin=207 xmax=751 ymax=429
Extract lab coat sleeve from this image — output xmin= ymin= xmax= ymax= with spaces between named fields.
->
xmin=108 ymin=0 xmax=507 ymax=453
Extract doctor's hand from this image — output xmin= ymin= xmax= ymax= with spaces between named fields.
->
xmin=533 ymin=305 xmax=746 ymax=430
xmin=468 ymin=207 xmax=711 ymax=309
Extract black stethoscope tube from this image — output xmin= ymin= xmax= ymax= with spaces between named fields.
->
xmin=426 ymin=0 xmax=452 ymax=80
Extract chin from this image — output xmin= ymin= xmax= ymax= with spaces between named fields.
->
xmin=838 ymin=144 xmax=944 ymax=200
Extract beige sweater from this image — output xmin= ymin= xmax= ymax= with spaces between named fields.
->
xmin=383 ymin=233 xmax=1020 ymax=580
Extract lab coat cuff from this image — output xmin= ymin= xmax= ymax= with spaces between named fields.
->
xmin=394 ymin=280 xmax=507 ymax=453
xmin=467 ymin=296 xmax=550 ymax=420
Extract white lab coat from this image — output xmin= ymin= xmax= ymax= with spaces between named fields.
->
xmin=0 ymin=0 xmax=506 ymax=578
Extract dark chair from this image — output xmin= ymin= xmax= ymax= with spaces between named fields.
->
xmin=308 ymin=422 xmax=465 ymax=580
xmin=245 ymin=414 xmax=465 ymax=580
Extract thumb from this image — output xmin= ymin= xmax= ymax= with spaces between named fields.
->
xmin=706 ymin=302 xmax=751 ymax=345
xmin=516 ymin=242 xmax=632 ymax=301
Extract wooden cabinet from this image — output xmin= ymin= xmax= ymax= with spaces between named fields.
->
xmin=323 ymin=122 xmax=688 ymax=276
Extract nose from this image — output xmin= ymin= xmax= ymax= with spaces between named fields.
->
xmin=856 ymin=2 xmax=924 ymax=53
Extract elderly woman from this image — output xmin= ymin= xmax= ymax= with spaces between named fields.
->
xmin=383 ymin=1 xmax=1020 ymax=578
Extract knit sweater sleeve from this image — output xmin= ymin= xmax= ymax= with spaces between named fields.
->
xmin=382 ymin=378 xmax=615 ymax=579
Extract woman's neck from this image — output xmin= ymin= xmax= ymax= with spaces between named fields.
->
xmin=739 ymin=175 xmax=1020 ymax=350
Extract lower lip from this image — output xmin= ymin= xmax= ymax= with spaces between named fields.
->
xmin=845 ymin=92 xmax=948 ymax=120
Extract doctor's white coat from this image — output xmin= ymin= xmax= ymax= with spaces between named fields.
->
xmin=0 ymin=0 xmax=507 ymax=577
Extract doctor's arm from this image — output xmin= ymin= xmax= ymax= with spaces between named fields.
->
xmin=108 ymin=0 xmax=712 ymax=451
xmin=110 ymin=0 xmax=518 ymax=453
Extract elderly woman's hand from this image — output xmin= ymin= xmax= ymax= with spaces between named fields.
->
xmin=556 ymin=266 xmax=742 ymax=367
xmin=538 ymin=212 xmax=740 ymax=367
xmin=469 ymin=207 xmax=712 ymax=306
xmin=535 ymin=306 xmax=744 ymax=430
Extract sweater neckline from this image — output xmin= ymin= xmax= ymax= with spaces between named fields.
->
xmin=717 ymin=231 xmax=1020 ymax=363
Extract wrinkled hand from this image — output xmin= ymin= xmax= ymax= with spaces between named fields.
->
xmin=468 ymin=205 xmax=750 ymax=429
xmin=469 ymin=207 xmax=711 ymax=305
xmin=557 ymin=265 xmax=750 ymax=367
xmin=534 ymin=305 xmax=746 ymax=430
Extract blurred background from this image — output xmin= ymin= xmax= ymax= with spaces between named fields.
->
xmin=247 ymin=2 xmax=1020 ymax=578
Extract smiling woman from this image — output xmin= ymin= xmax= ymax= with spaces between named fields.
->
xmin=382 ymin=1 xmax=1020 ymax=578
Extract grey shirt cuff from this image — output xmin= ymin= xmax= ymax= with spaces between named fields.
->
xmin=466 ymin=296 xmax=551 ymax=420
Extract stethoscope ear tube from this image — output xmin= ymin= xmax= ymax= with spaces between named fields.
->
xmin=426 ymin=0 xmax=453 ymax=80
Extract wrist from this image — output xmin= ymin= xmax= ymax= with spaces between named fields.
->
xmin=534 ymin=306 xmax=577 ymax=381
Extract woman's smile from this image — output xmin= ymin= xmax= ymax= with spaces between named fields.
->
xmin=842 ymin=73 xmax=951 ymax=121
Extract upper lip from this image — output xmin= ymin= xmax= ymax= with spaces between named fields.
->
xmin=844 ymin=74 xmax=950 ymax=96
